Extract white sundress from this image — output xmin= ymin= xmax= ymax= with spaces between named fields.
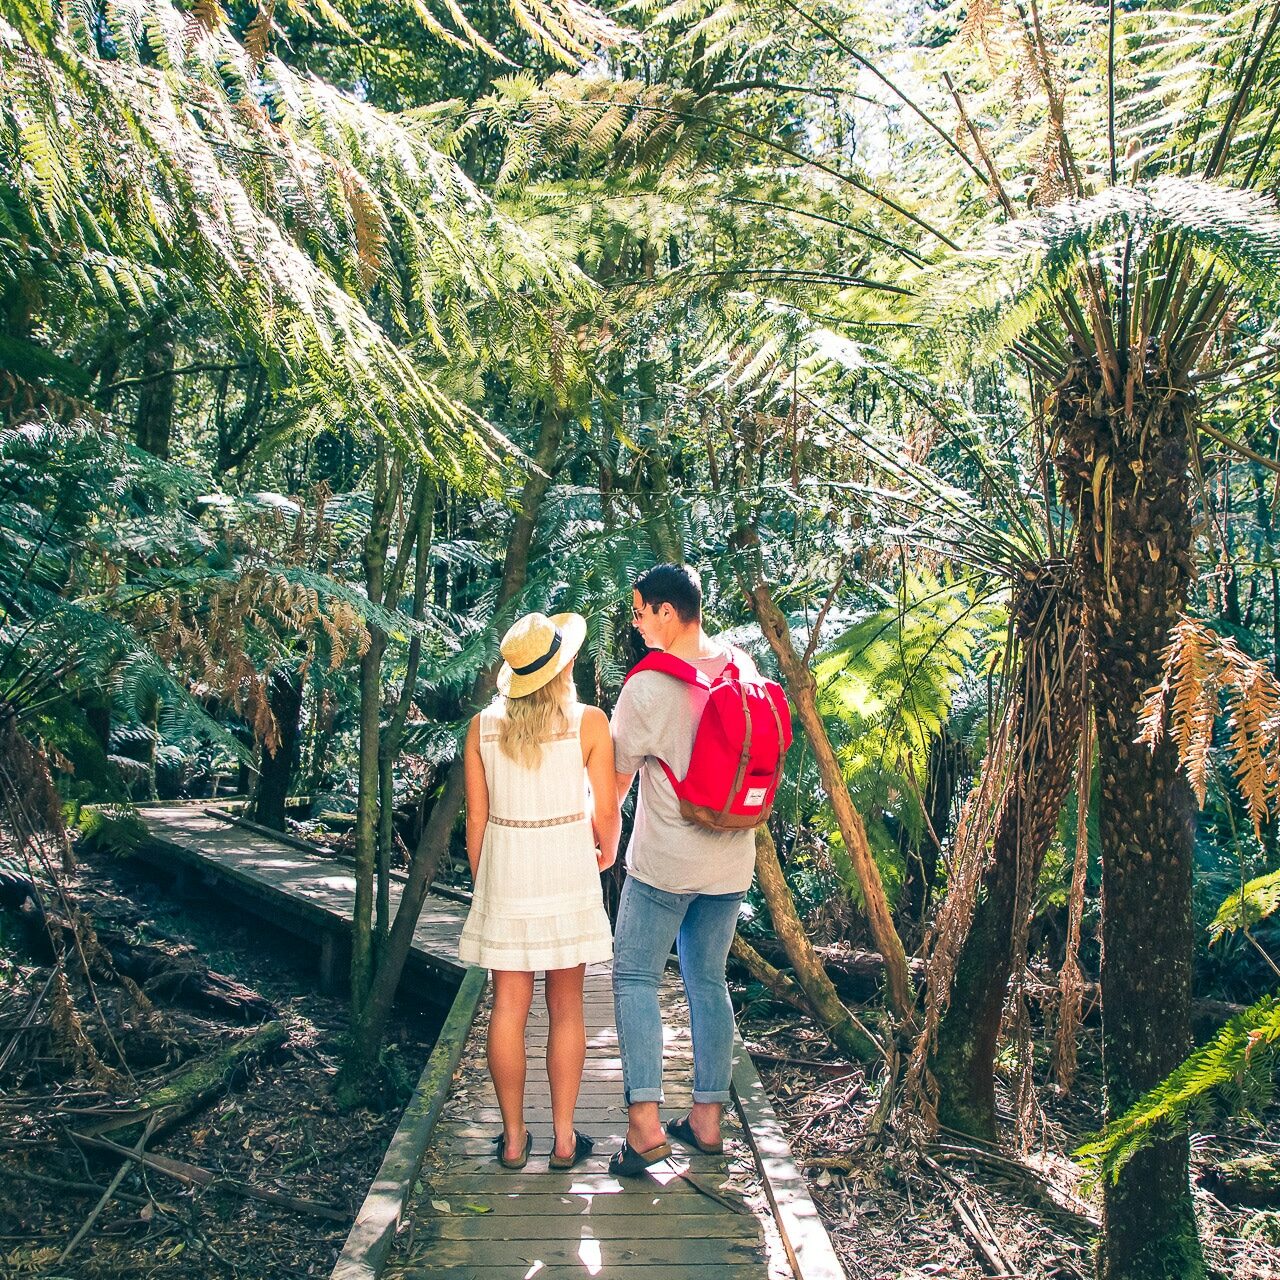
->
xmin=458 ymin=702 xmax=613 ymax=972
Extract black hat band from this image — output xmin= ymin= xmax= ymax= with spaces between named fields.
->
xmin=510 ymin=627 xmax=563 ymax=676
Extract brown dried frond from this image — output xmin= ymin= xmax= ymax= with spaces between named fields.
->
xmin=47 ymin=966 xmax=122 ymax=1089
xmin=184 ymin=0 xmax=227 ymax=44
xmin=244 ymin=2 xmax=277 ymax=67
xmin=961 ymin=0 xmax=1008 ymax=69
xmin=337 ymin=164 xmax=386 ymax=292
xmin=903 ymin=695 xmax=1018 ymax=1135
xmin=1141 ymin=616 xmax=1280 ymax=837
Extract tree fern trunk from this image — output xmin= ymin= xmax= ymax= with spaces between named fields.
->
xmin=252 ymin=665 xmax=303 ymax=831
xmin=930 ymin=563 xmax=1083 ymax=1141
xmin=1056 ymin=359 xmax=1203 ymax=1280
xmin=133 ymin=321 xmax=176 ymax=460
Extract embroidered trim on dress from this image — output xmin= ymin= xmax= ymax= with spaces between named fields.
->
xmin=488 ymin=811 xmax=586 ymax=828
xmin=480 ymin=729 xmax=579 ymax=744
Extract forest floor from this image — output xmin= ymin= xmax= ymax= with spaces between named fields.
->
xmin=1 ymin=849 xmax=1277 ymax=1280
xmin=0 ymin=849 xmax=442 ymax=1279
xmin=737 ymin=1000 xmax=1280 ymax=1280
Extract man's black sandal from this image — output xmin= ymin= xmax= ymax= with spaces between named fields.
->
xmin=549 ymin=1129 xmax=594 ymax=1170
xmin=492 ymin=1130 xmax=533 ymax=1170
xmin=607 ymin=1139 xmax=673 ymax=1177
xmin=665 ymin=1115 xmax=724 ymax=1155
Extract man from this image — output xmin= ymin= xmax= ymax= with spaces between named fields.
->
xmin=607 ymin=563 xmax=758 ymax=1176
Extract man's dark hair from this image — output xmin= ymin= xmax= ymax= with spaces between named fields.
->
xmin=635 ymin=563 xmax=702 ymax=623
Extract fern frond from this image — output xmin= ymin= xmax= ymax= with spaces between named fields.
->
xmin=1210 ymin=871 xmax=1280 ymax=942
xmin=1076 ymin=996 xmax=1280 ymax=1184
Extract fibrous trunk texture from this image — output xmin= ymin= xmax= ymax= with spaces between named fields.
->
xmin=930 ymin=560 xmax=1084 ymax=1141
xmin=1056 ymin=358 xmax=1203 ymax=1280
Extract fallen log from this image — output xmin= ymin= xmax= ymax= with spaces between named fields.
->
xmin=92 ymin=923 xmax=278 ymax=1022
xmin=739 ymin=939 xmax=1241 ymax=1036
xmin=79 ymin=1020 xmax=286 ymax=1140
xmin=739 ymin=937 xmax=925 ymax=1003
xmin=72 ymin=1131 xmax=349 ymax=1221
xmin=1202 ymin=1153 xmax=1280 ymax=1206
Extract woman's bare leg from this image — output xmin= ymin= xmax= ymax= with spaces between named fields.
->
xmin=544 ymin=964 xmax=587 ymax=1160
xmin=489 ymin=970 xmax=535 ymax=1159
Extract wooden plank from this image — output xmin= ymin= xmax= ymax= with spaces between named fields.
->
xmin=732 ymin=1039 xmax=844 ymax=1280
xmin=419 ymin=1191 xmax=746 ymax=1216
xmin=394 ymin=1266 xmax=770 ymax=1279
xmin=331 ymin=966 xmax=487 ymax=1280
xmin=426 ymin=1213 xmax=762 ymax=1240
xmin=424 ymin=1152 xmax=683 ymax=1176
xmin=415 ymin=1172 xmax=707 ymax=1196
xmin=423 ymin=1236 xmax=765 ymax=1266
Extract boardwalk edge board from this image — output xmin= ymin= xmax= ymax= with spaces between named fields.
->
xmin=331 ymin=965 xmax=488 ymax=1280
xmin=731 ymin=1037 xmax=847 ymax=1280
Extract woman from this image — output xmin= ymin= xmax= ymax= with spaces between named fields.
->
xmin=459 ymin=611 xmax=619 ymax=1171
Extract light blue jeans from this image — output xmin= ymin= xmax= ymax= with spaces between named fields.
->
xmin=613 ymin=876 xmax=745 ymax=1105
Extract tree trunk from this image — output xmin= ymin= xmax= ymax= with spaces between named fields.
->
xmin=1056 ymin=359 xmax=1203 ymax=1280
xmin=252 ymin=666 xmax=303 ymax=831
xmin=745 ymin=577 xmax=915 ymax=1027
xmin=376 ymin=474 xmax=435 ymax=948
xmin=351 ymin=445 xmax=400 ymax=1012
xmin=339 ymin=407 xmax=563 ymax=1099
xmin=902 ymin=728 xmax=965 ymax=925
xmin=133 ymin=321 xmax=177 ymax=460
xmin=751 ymin=826 xmax=880 ymax=1060
xmin=930 ymin=561 xmax=1084 ymax=1141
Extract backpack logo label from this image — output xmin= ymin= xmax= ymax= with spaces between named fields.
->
xmin=744 ymin=787 xmax=768 ymax=806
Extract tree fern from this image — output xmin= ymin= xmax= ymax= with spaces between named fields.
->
xmin=1076 ymin=995 xmax=1280 ymax=1184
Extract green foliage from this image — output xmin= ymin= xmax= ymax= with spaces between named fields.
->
xmin=0 ymin=1 xmax=597 ymax=481
xmin=811 ymin=569 xmax=1003 ymax=903
xmin=1076 ymin=995 xmax=1280 ymax=1184
xmin=1210 ymin=870 xmax=1280 ymax=941
xmin=75 ymin=803 xmax=148 ymax=857
xmin=927 ymin=179 xmax=1280 ymax=375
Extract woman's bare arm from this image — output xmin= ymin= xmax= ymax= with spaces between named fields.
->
xmin=582 ymin=706 xmax=620 ymax=871
xmin=462 ymin=715 xmax=488 ymax=880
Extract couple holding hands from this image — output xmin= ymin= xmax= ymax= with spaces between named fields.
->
xmin=458 ymin=563 xmax=789 ymax=1178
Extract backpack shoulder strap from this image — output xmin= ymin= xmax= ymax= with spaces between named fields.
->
xmin=624 ymin=652 xmax=712 ymax=688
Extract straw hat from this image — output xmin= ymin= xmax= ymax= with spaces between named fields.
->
xmin=497 ymin=611 xmax=587 ymax=698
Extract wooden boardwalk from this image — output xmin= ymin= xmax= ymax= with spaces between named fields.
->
xmin=133 ymin=804 xmax=844 ymax=1280
xmin=387 ymin=964 xmax=787 ymax=1280
xmin=136 ymin=804 xmax=468 ymax=999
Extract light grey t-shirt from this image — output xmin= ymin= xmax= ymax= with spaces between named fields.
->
xmin=611 ymin=647 xmax=758 ymax=896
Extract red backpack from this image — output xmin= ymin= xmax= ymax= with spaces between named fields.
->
xmin=624 ymin=651 xmax=794 ymax=831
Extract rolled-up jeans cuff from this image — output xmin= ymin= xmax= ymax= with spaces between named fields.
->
xmin=625 ymin=1088 xmax=664 ymax=1104
xmin=692 ymin=1088 xmax=732 ymax=1104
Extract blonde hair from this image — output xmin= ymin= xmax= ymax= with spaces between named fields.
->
xmin=497 ymin=666 xmax=576 ymax=767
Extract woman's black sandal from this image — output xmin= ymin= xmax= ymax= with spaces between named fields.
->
xmin=549 ymin=1129 xmax=595 ymax=1170
xmin=664 ymin=1115 xmax=724 ymax=1155
xmin=492 ymin=1130 xmax=533 ymax=1170
xmin=607 ymin=1138 xmax=673 ymax=1177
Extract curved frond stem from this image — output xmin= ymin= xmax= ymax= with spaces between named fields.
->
xmin=1203 ymin=1 xmax=1280 ymax=180
xmin=772 ymin=0 xmax=989 ymax=187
